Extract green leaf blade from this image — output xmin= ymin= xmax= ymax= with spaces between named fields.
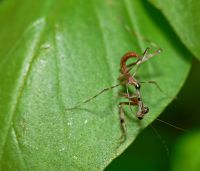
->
xmin=0 ymin=0 xmax=191 ymax=170
xmin=150 ymin=0 xmax=200 ymax=60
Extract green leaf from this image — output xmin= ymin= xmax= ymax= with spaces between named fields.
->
xmin=149 ymin=0 xmax=200 ymax=60
xmin=0 ymin=0 xmax=191 ymax=170
xmin=172 ymin=131 xmax=200 ymax=171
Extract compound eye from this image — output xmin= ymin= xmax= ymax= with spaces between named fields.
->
xmin=138 ymin=117 xmax=143 ymax=120
xmin=143 ymin=106 xmax=149 ymax=114
xmin=135 ymin=83 xmax=141 ymax=90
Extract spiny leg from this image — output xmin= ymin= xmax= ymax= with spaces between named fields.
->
xmin=66 ymin=83 xmax=123 ymax=110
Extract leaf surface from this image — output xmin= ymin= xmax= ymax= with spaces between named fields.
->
xmin=0 ymin=0 xmax=191 ymax=170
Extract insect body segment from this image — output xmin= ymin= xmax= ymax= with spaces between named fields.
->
xmin=118 ymin=48 xmax=154 ymax=121
xmin=118 ymin=92 xmax=149 ymax=120
xmin=120 ymin=51 xmax=139 ymax=74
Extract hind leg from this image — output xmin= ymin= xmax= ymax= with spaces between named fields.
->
xmin=118 ymin=101 xmax=137 ymax=142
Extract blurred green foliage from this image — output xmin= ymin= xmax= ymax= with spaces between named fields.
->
xmin=172 ymin=130 xmax=200 ymax=171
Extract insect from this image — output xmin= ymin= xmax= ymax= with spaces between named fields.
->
xmin=117 ymin=47 xmax=162 ymax=134
xmin=66 ymin=47 xmax=162 ymax=136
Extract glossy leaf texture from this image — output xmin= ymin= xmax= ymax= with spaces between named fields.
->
xmin=150 ymin=0 xmax=200 ymax=60
xmin=0 ymin=0 xmax=191 ymax=170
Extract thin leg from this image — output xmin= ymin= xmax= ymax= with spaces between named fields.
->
xmin=141 ymin=80 xmax=177 ymax=99
xmin=124 ymin=26 xmax=163 ymax=64
xmin=128 ymin=48 xmax=162 ymax=76
xmin=118 ymin=92 xmax=139 ymax=105
xmin=118 ymin=92 xmax=136 ymax=99
xmin=119 ymin=103 xmax=126 ymax=136
xmin=118 ymin=101 xmax=137 ymax=142
xmin=132 ymin=47 xmax=151 ymax=76
xmin=140 ymin=80 xmax=164 ymax=94
xmin=142 ymin=47 xmax=151 ymax=56
xmin=125 ymin=60 xmax=138 ymax=74
xmin=126 ymin=61 xmax=138 ymax=69
xmin=118 ymin=74 xmax=126 ymax=81
xmin=137 ymin=48 xmax=162 ymax=65
xmin=125 ymin=84 xmax=132 ymax=113
xmin=66 ymin=83 xmax=122 ymax=110
xmin=126 ymin=47 xmax=150 ymax=71
xmin=124 ymin=25 xmax=162 ymax=49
